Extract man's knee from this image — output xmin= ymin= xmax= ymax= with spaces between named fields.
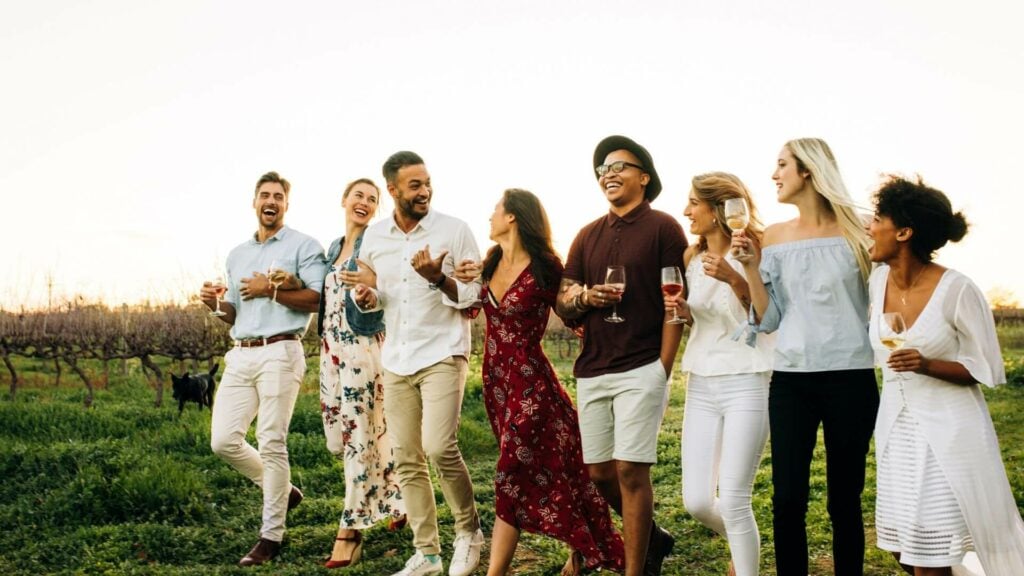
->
xmin=616 ymin=461 xmax=652 ymax=492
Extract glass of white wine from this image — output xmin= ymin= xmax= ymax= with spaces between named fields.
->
xmin=209 ymin=273 xmax=227 ymax=317
xmin=604 ymin=265 xmax=626 ymax=323
xmin=267 ymin=259 xmax=287 ymax=301
xmin=723 ymin=197 xmax=750 ymax=257
xmin=880 ymin=311 xmax=908 ymax=379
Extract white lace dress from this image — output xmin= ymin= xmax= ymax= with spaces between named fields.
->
xmin=869 ymin=266 xmax=1024 ymax=574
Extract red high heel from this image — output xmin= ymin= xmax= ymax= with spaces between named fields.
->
xmin=324 ymin=530 xmax=362 ymax=569
xmin=388 ymin=514 xmax=408 ymax=532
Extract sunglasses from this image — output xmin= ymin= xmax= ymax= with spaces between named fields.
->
xmin=595 ymin=160 xmax=645 ymax=177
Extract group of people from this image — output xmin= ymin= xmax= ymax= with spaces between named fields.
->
xmin=198 ymin=135 xmax=1024 ymax=576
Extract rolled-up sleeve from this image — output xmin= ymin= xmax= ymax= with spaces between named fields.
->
xmin=297 ymin=237 xmax=328 ymax=293
xmin=441 ymin=221 xmax=482 ymax=309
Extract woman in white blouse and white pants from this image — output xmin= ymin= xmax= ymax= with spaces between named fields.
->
xmin=666 ymin=173 xmax=774 ymax=576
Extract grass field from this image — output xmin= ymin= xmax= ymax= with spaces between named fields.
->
xmin=1 ymin=339 xmax=1023 ymax=575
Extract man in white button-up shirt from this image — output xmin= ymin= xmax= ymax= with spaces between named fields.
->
xmin=350 ymin=151 xmax=484 ymax=576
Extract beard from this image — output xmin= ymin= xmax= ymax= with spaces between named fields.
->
xmin=397 ymin=195 xmax=428 ymax=221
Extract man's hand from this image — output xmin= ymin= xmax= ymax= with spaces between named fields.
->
xmin=411 ymin=244 xmax=448 ymax=284
xmin=199 ymin=282 xmax=219 ymax=308
xmin=239 ymin=272 xmax=272 ymax=300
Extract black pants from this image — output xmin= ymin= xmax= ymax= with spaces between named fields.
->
xmin=769 ymin=369 xmax=879 ymax=576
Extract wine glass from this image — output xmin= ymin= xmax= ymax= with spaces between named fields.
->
xmin=661 ymin=266 xmax=686 ymax=325
xmin=604 ymin=265 xmax=626 ymax=323
xmin=267 ymin=259 xmax=286 ymax=301
xmin=880 ymin=311 xmax=908 ymax=379
xmin=208 ymin=273 xmax=227 ymax=317
xmin=723 ymin=198 xmax=750 ymax=257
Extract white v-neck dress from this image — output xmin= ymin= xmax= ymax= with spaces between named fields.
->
xmin=868 ymin=265 xmax=1024 ymax=574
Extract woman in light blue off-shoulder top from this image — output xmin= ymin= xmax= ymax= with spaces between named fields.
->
xmin=732 ymin=138 xmax=879 ymax=576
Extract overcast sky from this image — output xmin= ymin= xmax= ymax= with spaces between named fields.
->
xmin=3 ymin=0 xmax=1022 ymax=309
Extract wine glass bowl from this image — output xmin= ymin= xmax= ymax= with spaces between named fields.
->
xmin=267 ymin=259 xmax=287 ymax=289
xmin=661 ymin=266 xmax=686 ymax=325
xmin=880 ymin=312 xmax=907 ymax=351
xmin=723 ymin=198 xmax=750 ymax=257
xmin=604 ymin=265 xmax=626 ymax=323
xmin=209 ymin=274 xmax=227 ymax=317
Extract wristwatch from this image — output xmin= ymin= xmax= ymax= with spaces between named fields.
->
xmin=429 ymin=274 xmax=447 ymax=290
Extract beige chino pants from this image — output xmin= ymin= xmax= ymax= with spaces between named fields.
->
xmin=210 ymin=340 xmax=305 ymax=542
xmin=383 ymin=356 xmax=480 ymax=555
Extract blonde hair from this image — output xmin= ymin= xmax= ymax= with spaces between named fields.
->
xmin=785 ymin=138 xmax=871 ymax=282
xmin=691 ymin=172 xmax=764 ymax=253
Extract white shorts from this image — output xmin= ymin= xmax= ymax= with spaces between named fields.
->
xmin=576 ymin=359 xmax=669 ymax=464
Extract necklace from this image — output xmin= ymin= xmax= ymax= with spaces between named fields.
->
xmin=893 ymin=264 xmax=927 ymax=306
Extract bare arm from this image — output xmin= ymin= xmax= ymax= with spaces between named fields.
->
xmin=732 ymin=229 xmax=769 ymax=322
xmin=660 ymin=320 xmax=683 ymax=377
xmin=888 ymin=350 xmax=977 ymax=386
xmin=239 ymin=272 xmax=321 ymax=313
xmin=555 ymin=278 xmax=588 ymax=320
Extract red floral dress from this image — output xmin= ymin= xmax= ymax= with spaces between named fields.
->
xmin=482 ymin=266 xmax=624 ymax=571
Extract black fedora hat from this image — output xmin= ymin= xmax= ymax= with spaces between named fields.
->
xmin=593 ymin=135 xmax=662 ymax=202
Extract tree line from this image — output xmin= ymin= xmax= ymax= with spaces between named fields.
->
xmin=0 ymin=302 xmax=582 ymax=407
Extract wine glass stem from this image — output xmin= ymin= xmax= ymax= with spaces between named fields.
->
xmin=215 ymin=299 xmax=221 ymax=314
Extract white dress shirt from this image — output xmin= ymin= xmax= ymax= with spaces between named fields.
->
xmin=356 ymin=209 xmax=482 ymax=376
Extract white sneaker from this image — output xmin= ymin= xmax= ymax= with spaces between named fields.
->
xmin=448 ymin=529 xmax=484 ymax=576
xmin=392 ymin=550 xmax=443 ymax=576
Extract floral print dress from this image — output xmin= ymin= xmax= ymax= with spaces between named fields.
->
xmin=482 ymin=265 xmax=624 ymax=571
xmin=320 ymin=262 xmax=404 ymax=529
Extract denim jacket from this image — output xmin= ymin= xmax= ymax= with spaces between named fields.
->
xmin=317 ymin=231 xmax=385 ymax=337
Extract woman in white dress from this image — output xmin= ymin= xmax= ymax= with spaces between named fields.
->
xmin=865 ymin=174 xmax=1024 ymax=576
xmin=317 ymin=178 xmax=406 ymax=568
xmin=664 ymin=172 xmax=774 ymax=576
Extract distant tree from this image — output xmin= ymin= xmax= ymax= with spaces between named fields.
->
xmin=986 ymin=286 xmax=1021 ymax=310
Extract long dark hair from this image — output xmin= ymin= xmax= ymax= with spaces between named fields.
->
xmin=482 ymin=188 xmax=562 ymax=290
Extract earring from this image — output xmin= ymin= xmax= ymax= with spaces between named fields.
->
xmin=713 ymin=218 xmax=718 ymax=224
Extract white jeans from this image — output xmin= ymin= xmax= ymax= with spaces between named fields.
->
xmin=210 ymin=340 xmax=305 ymax=542
xmin=681 ymin=372 xmax=770 ymax=576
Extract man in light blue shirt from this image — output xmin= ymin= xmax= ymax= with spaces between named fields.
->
xmin=199 ymin=170 xmax=326 ymax=567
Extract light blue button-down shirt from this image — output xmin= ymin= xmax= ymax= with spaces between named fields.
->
xmin=224 ymin=225 xmax=327 ymax=340
xmin=751 ymin=236 xmax=873 ymax=372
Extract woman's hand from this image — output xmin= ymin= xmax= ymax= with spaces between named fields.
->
xmin=701 ymin=252 xmax=741 ymax=285
xmin=731 ymin=230 xmax=760 ymax=267
xmin=454 ymin=259 xmax=483 ymax=283
xmin=663 ymin=292 xmax=693 ymax=324
xmin=339 ymin=259 xmax=377 ymax=289
xmin=888 ymin=348 xmax=929 ymax=373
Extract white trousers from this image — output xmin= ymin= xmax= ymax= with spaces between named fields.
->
xmin=682 ymin=372 xmax=770 ymax=576
xmin=210 ymin=340 xmax=305 ymax=542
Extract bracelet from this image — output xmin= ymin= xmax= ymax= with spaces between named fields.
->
xmin=429 ymin=274 xmax=447 ymax=290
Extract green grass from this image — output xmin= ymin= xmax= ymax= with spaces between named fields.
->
xmin=2 ymin=346 xmax=1023 ymax=575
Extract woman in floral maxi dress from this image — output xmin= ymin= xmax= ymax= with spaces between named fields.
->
xmin=459 ymin=189 xmax=624 ymax=576
xmin=318 ymin=178 xmax=405 ymax=568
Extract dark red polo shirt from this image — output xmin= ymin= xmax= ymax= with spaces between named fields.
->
xmin=563 ymin=201 xmax=688 ymax=378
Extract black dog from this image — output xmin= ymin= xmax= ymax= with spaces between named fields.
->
xmin=171 ymin=364 xmax=218 ymax=414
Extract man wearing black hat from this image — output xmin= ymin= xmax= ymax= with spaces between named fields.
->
xmin=555 ymin=136 xmax=687 ymax=576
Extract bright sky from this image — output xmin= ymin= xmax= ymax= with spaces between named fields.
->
xmin=3 ymin=0 xmax=1022 ymax=310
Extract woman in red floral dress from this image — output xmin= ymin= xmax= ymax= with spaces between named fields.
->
xmin=458 ymin=189 xmax=624 ymax=576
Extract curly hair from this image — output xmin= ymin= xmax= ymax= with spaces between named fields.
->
xmin=872 ymin=174 xmax=968 ymax=263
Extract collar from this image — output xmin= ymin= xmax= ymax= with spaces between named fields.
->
xmin=250 ymin=225 xmax=290 ymax=244
xmin=604 ymin=200 xmax=651 ymax=226
xmin=389 ymin=209 xmax=436 ymax=234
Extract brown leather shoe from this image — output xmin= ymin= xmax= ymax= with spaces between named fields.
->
xmin=239 ymin=538 xmax=281 ymax=567
xmin=643 ymin=524 xmax=675 ymax=576
xmin=287 ymin=485 xmax=303 ymax=511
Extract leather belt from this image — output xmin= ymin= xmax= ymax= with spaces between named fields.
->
xmin=235 ymin=333 xmax=301 ymax=348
